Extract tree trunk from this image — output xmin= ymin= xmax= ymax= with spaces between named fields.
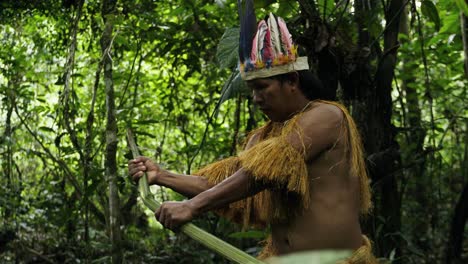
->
xmin=366 ymin=0 xmax=404 ymax=259
xmin=445 ymin=182 xmax=468 ymax=264
xmin=2 ymin=66 xmax=23 ymax=260
xmin=343 ymin=0 xmax=404 ymax=260
xmin=297 ymin=0 xmax=404 ymax=259
xmin=101 ymin=1 xmax=122 ymax=263
xmin=445 ymin=13 xmax=468 ymax=263
xmin=2 ymin=91 xmax=13 ymax=220
xmin=400 ymin=4 xmax=429 ymax=257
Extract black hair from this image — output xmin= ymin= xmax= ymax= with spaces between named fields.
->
xmin=273 ymin=71 xmax=336 ymax=101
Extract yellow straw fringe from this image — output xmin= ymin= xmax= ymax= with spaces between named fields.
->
xmin=317 ymin=100 xmax=372 ymax=215
xmin=238 ymin=136 xmax=309 ymax=207
xmin=193 ymin=157 xmax=267 ymax=228
xmin=257 ymin=235 xmax=277 ymax=260
xmin=193 ymin=100 xmax=372 ymax=228
xmin=337 ymin=235 xmax=379 ymax=264
xmin=194 ymin=156 xmax=241 ymax=185
xmin=238 ymin=115 xmax=310 ymax=222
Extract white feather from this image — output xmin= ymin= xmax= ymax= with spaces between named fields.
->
xmin=256 ymin=21 xmax=267 ymax=61
xmin=268 ymin=13 xmax=281 ymax=58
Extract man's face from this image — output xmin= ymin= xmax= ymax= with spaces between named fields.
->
xmin=247 ymin=78 xmax=294 ymax=122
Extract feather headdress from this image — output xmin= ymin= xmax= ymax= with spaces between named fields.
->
xmin=237 ymin=2 xmax=308 ymax=80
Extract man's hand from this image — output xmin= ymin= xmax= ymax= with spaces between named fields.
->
xmin=128 ymin=156 xmax=166 ymax=185
xmin=155 ymin=201 xmax=198 ymax=230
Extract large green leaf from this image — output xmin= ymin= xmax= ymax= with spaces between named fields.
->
xmin=439 ymin=12 xmax=460 ymax=34
xmin=318 ymin=0 xmax=334 ymax=18
xmin=455 ymin=0 xmax=468 ymax=16
xmin=216 ymin=27 xmax=239 ymax=69
xmin=421 ymin=0 xmax=440 ymax=32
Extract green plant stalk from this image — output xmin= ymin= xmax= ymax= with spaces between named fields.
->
xmin=126 ymin=129 xmax=264 ymax=264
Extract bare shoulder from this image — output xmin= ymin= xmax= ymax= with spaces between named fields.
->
xmin=300 ymin=101 xmax=344 ymax=127
xmin=288 ymin=102 xmax=346 ymax=160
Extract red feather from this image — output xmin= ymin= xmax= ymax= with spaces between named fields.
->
xmin=262 ymin=28 xmax=273 ymax=66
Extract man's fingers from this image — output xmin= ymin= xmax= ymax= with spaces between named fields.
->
xmin=136 ymin=156 xmax=150 ymax=163
xmin=128 ymin=161 xmax=147 ymax=183
xmin=156 ymin=204 xmax=173 ymax=230
xmin=129 ymin=165 xmax=146 ymax=175
xmin=155 ymin=206 xmax=167 ymax=224
xmin=155 ymin=208 xmax=162 ymax=223
xmin=160 ymin=206 xmax=169 ymax=229
xmin=128 ymin=156 xmax=148 ymax=166
xmin=131 ymin=172 xmax=144 ymax=182
xmin=165 ymin=216 xmax=171 ymax=230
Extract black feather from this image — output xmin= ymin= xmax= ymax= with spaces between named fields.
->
xmin=238 ymin=0 xmax=256 ymax=64
xmin=238 ymin=0 xmax=244 ymax=62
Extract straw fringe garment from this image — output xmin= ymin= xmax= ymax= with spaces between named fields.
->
xmin=194 ymin=100 xmax=376 ymax=263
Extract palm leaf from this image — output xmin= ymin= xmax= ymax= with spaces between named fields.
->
xmin=217 ymin=27 xmax=240 ymax=69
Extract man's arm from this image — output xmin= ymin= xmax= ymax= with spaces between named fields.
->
xmin=129 ymin=157 xmax=212 ymax=198
xmin=157 ymin=171 xmax=213 ymax=198
xmin=155 ymin=103 xmax=345 ymax=230
xmin=155 ymin=168 xmax=264 ymax=230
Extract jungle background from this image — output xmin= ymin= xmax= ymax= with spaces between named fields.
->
xmin=0 ymin=0 xmax=467 ymax=263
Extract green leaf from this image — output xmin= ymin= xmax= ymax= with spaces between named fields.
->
xmin=136 ymin=119 xmax=161 ymax=125
xmin=318 ymin=0 xmax=334 ymax=18
xmin=133 ymin=130 xmax=156 ymax=139
xmin=439 ymin=13 xmax=460 ymax=34
xmin=38 ymin=126 xmax=55 ymax=133
xmin=455 ymin=0 xmax=468 ymax=17
xmin=421 ymin=0 xmax=440 ymax=32
xmin=216 ymin=27 xmax=239 ymax=69
xmin=228 ymin=230 xmax=267 ymax=239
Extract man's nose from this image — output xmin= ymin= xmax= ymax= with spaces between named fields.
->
xmin=252 ymin=91 xmax=263 ymax=104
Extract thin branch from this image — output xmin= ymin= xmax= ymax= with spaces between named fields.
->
xmin=369 ymin=0 xmax=410 ymax=48
xmin=13 ymin=103 xmax=106 ymax=224
xmin=24 ymin=247 xmax=54 ymax=264
xmin=332 ymin=0 xmax=351 ymax=32
xmin=14 ymin=104 xmax=80 ymax=192
xmin=60 ymin=0 xmax=85 ymax=159
xmin=437 ymin=108 xmax=465 ymax=149
xmin=187 ymin=71 xmax=237 ymax=173
xmin=393 ymin=75 xmax=408 ymax=139
xmin=370 ymin=146 xmax=442 ymax=187
xmin=230 ymin=93 xmax=242 ymax=156
xmin=117 ymin=39 xmax=141 ymax=109
xmin=297 ymin=0 xmax=319 ymax=18
xmin=413 ymin=0 xmax=435 ymax=147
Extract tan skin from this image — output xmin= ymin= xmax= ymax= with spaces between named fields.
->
xmin=128 ymin=72 xmax=363 ymax=254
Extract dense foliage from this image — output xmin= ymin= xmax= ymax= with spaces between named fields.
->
xmin=0 ymin=0 xmax=467 ymax=263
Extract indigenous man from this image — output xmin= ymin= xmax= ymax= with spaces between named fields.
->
xmin=128 ymin=5 xmax=377 ymax=263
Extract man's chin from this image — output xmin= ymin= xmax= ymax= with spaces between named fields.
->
xmin=267 ymin=114 xmax=289 ymax=122
xmin=261 ymin=110 xmax=283 ymax=122
xmin=267 ymin=115 xmax=282 ymax=122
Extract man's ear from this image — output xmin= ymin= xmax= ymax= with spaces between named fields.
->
xmin=288 ymin=72 xmax=300 ymax=91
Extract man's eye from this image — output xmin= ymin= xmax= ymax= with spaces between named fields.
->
xmin=254 ymin=85 xmax=267 ymax=91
